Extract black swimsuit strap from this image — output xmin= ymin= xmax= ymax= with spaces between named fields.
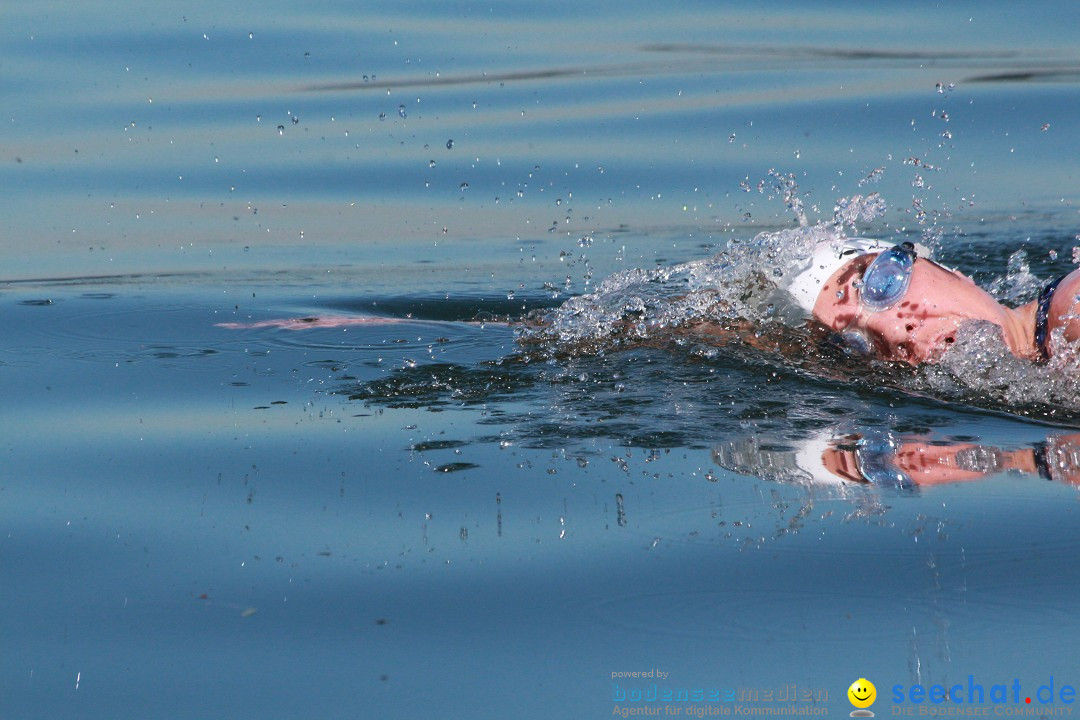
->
xmin=1034 ymin=275 xmax=1066 ymax=360
xmin=1032 ymin=442 xmax=1054 ymax=481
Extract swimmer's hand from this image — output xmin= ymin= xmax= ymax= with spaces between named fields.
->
xmin=216 ymin=314 xmax=513 ymax=330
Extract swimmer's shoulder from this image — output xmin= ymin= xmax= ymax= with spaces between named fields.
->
xmin=1047 ymin=267 xmax=1080 ymax=346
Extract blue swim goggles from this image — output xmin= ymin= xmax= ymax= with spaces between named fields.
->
xmin=859 ymin=241 xmax=917 ymax=310
xmin=833 ymin=242 xmax=918 ymax=355
xmin=854 ymin=433 xmax=914 ymax=489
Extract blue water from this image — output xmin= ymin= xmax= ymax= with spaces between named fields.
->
xmin=4 ymin=2 xmax=1080 ymax=717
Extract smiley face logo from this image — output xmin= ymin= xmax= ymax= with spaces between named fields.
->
xmin=848 ymin=678 xmax=876 ymax=709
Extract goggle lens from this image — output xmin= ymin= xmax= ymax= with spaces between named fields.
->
xmin=860 ymin=243 xmax=916 ymax=310
xmin=855 ymin=435 xmax=914 ymax=489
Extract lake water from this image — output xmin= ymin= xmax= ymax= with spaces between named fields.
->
xmin=4 ymin=2 xmax=1080 ymax=717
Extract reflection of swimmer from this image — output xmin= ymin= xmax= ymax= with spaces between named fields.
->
xmin=781 ymin=238 xmax=1080 ymax=365
xmin=713 ymin=431 xmax=1080 ymax=487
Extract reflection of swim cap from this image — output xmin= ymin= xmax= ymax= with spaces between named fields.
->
xmin=712 ymin=434 xmax=848 ymax=486
xmin=784 ymin=238 xmax=889 ymax=315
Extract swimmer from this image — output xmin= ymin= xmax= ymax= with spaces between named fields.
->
xmin=781 ymin=238 xmax=1080 ymax=365
xmin=216 ymin=235 xmax=1080 ymax=369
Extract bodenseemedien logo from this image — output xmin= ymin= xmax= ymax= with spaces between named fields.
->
xmin=848 ymin=678 xmax=876 ymax=717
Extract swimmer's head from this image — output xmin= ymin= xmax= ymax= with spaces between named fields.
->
xmin=783 ymin=237 xmax=933 ymax=316
xmin=712 ymin=431 xmax=914 ymax=488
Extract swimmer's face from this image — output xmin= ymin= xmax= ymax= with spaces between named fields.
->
xmin=848 ymin=678 xmax=876 ymax=708
xmin=813 ymin=256 xmax=1019 ymax=364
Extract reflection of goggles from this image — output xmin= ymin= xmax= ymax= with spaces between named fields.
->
xmin=854 ymin=434 xmax=914 ymax=489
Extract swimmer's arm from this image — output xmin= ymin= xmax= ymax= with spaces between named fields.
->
xmin=681 ymin=320 xmax=793 ymax=353
xmin=216 ymin=314 xmax=509 ymax=330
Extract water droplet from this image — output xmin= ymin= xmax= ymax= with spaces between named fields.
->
xmin=428 ymin=160 xmax=435 ymax=168
xmin=398 ymin=104 xmax=406 ymax=119
xmin=506 ymin=291 xmax=515 ymax=300
xmin=446 ymin=139 xmax=454 ymax=149
xmin=291 ymin=116 xmax=299 ymax=125
xmin=277 ymin=125 xmax=284 ymax=135
xmin=459 ymin=182 xmax=469 ymax=191
xmin=248 ymin=32 xmax=254 ymax=40
xmin=729 ymin=133 xmax=736 ymax=143
xmin=379 ymin=112 xmax=386 ymax=121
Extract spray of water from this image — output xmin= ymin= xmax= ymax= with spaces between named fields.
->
xmin=518 ymin=189 xmax=887 ymax=351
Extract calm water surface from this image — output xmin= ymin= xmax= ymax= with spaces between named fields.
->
xmin=4 ymin=2 xmax=1080 ymax=718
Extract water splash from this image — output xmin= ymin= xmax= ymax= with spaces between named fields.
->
xmin=920 ymin=321 xmax=1080 ymax=415
xmin=518 ymin=192 xmax=887 ymax=352
xmin=986 ymin=249 xmax=1043 ymax=303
